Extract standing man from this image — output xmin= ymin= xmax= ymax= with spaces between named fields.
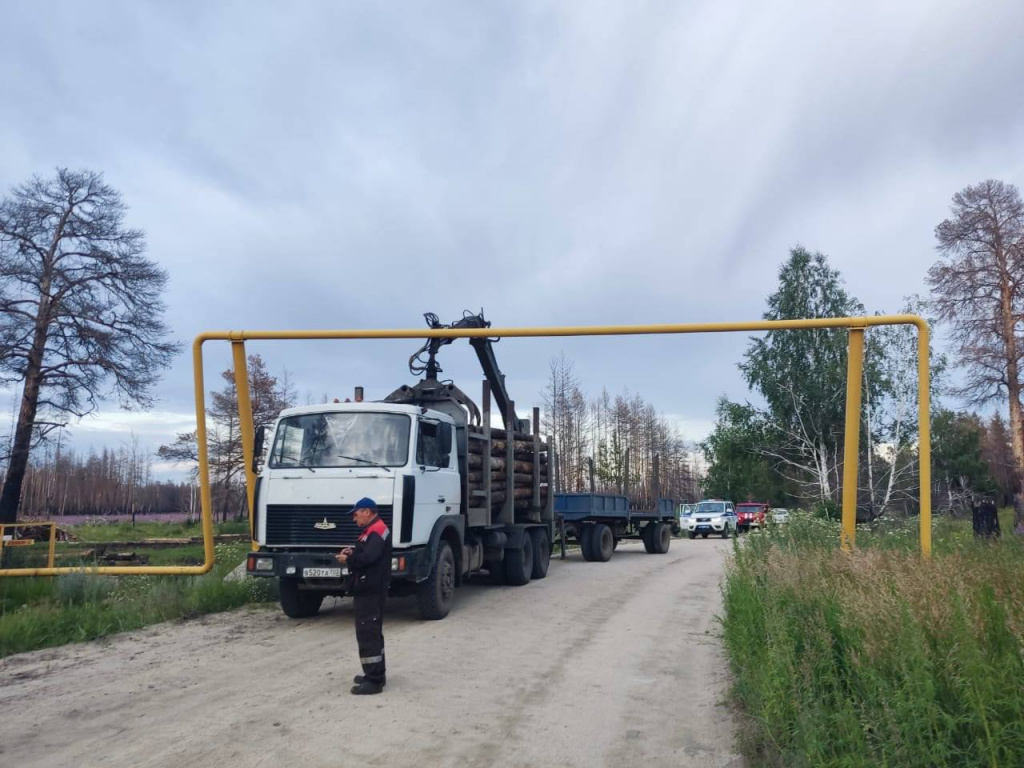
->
xmin=336 ymin=497 xmax=392 ymax=695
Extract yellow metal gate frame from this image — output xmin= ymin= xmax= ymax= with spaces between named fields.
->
xmin=0 ymin=314 xmax=931 ymax=577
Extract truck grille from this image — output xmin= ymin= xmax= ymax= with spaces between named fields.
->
xmin=265 ymin=504 xmax=394 ymax=547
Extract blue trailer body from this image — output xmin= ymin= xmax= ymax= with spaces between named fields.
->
xmin=555 ymin=493 xmax=630 ymax=520
xmin=554 ymin=492 xmax=677 ymax=562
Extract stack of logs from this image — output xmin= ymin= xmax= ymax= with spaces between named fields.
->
xmin=467 ymin=426 xmax=549 ymax=514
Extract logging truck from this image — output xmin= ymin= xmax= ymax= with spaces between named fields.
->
xmin=245 ymin=311 xmax=553 ymax=620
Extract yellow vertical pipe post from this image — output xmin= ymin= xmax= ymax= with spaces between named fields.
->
xmin=917 ymin=322 xmax=932 ymax=557
xmin=841 ymin=328 xmax=866 ymax=551
xmin=193 ymin=338 xmax=216 ymax=570
xmin=47 ymin=523 xmax=56 ymax=568
xmin=231 ymin=341 xmax=257 ymax=544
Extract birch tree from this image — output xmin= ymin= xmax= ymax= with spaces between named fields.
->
xmin=740 ymin=247 xmax=870 ymax=506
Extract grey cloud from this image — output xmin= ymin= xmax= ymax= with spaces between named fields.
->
xmin=1 ymin=0 xmax=1022 ymax=477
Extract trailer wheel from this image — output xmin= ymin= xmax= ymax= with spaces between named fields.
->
xmin=504 ymin=532 xmax=534 ymax=586
xmin=653 ymin=522 xmax=671 ymax=554
xmin=580 ymin=526 xmax=596 ymax=561
xmin=279 ymin=578 xmax=324 ymax=619
xmin=416 ymin=541 xmax=456 ymax=620
xmin=642 ymin=524 xmax=658 ymax=554
xmin=529 ymin=528 xmax=550 ymax=579
xmin=592 ymin=524 xmax=614 ymax=562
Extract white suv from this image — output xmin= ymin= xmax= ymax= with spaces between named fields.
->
xmin=685 ymin=500 xmax=737 ymax=539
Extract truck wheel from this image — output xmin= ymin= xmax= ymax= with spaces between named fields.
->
xmin=580 ymin=526 xmax=596 ymax=561
xmin=593 ymin=524 xmax=614 ymax=562
xmin=279 ymin=578 xmax=324 ymax=619
xmin=529 ymin=528 xmax=550 ymax=579
xmin=504 ymin=532 xmax=533 ymax=586
xmin=654 ymin=522 xmax=671 ymax=553
xmin=642 ymin=525 xmax=657 ymax=554
xmin=416 ymin=541 xmax=456 ymax=620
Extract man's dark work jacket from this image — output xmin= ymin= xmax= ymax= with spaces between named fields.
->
xmin=348 ymin=517 xmax=392 ymax=595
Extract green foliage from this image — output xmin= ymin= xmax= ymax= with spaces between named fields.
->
xmin=723 ymin=513 xmax=1024 ymax=766
xmin=932 ymin=409 xmax=997 ymax=499
xmin=701 ymin=398 xmax=791 ymax=503
xmin=742 ymin=247 xmax=866 ymax=432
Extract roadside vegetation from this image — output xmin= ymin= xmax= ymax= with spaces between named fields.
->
xmin=723 ymin=512 xmax=1024 ymax=767
xmin=0 ymin=521 xmax=276 ymax=659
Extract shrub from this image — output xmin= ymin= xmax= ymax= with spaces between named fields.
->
xmin=723 ymin=511 xmax=1024 ymax=767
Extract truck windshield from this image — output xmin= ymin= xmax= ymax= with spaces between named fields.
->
xmin=269 ymin=412 xmax=411 ymax=469
xmin=695 ymin=502 xmax=725 ymax=515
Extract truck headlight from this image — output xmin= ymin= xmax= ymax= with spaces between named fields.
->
xmin=391 ymin=556 xmax=406 ymax=572
xmin=255 ymin=558 xmax=274 ymax=572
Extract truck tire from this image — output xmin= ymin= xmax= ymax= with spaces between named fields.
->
xmin=504 ymin=532 xmax=533 ymax=586
xmin=642 ymin=524 xmax=658 ymax=554
xmin=653 ymin=522 xmax=671 ymax=554
xmin=592 ymin=524 xmax=614 ymax=562
xmin=279 ymin=578 xmax=324 ymax=619
xmin=416 ymin=540 xmax=456 ymax=620
xmin=529 ymin=528 xmax=550 ymax=579
xmin=580 ymin=526 xmax=596 ymax=562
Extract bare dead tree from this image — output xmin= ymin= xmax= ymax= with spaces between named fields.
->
xmin=927 ymin=179 xmax=1024 ymax=526
xmin=0 ymin=169 xmax=178 ymax=522
xmin=158 ymin=353 xmax=294 ymax=521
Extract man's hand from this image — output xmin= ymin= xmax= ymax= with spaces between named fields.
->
xmin=335 ymin=547 xmax=353 ymax=564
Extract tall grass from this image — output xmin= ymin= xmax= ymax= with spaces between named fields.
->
xmin=0 ymin=542 xmax=277 ymax=658
xmin=723 ymin=513 xmax=1024 ymax=767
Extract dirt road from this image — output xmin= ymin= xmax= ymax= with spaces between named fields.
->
xmin=0 ymin=538 xmax=743 ymax=768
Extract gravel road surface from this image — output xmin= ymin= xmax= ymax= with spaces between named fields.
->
xmin=0 ymin=538 xmax=744 ymax=768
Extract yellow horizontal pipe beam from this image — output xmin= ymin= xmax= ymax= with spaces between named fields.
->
xmin=200 ymin=315 xmax=927 ymax=343
xmin=0 ymin=313 xmax=931 ymax=578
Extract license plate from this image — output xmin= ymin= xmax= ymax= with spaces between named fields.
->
xmin=303 ymin=567 xmax=344 ymax=578
xmin=697 ymin=525 xmax=711 ymax=531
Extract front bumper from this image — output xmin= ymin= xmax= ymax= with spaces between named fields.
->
xmin=685 ymin=519 xmax=728 ymax=533
xmin=246 ymin=548 xmax=425 ymax=582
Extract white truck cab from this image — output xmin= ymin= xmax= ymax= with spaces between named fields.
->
xmin=255 ymin=402 xmax=460 ymax=551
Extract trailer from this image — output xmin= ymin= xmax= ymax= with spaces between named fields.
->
xmin=555 ymin=492 xmax=676 ymax=562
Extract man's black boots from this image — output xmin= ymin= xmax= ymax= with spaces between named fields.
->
xmin=351 ymin=679 xmax=384 ymax=695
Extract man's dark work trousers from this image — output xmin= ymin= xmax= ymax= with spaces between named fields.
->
xmin=354 ymin=592 xmax=386 ymax=684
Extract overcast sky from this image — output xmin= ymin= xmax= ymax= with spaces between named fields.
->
xmin=2 ymin=1 xmax=1023 ymax=479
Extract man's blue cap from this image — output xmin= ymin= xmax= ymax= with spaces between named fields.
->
xmin=351 ymin=497 xmax=377 ymax=513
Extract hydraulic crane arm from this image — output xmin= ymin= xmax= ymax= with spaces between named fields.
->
xmin=398 ymin=310 xmax=519 ymax=428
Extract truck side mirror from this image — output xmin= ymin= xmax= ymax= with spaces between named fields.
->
xmin=253 ymin=426 xmax=266 ymax=473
